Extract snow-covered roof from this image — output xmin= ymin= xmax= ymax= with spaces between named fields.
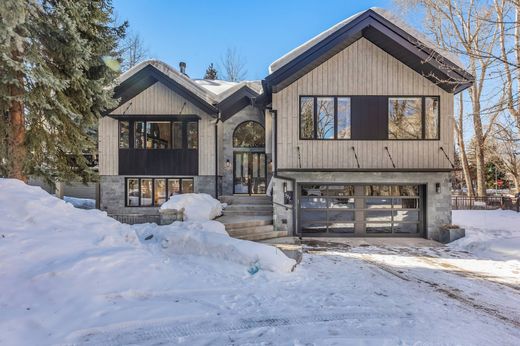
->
xmin=269 ymin=7 xmax=465 ymax=74
xmin=194 ymin=79 xmax=263 ymax=102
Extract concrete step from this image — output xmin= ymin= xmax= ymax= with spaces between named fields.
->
xmin=221 ymin=218 xmax=273 ymax=231
xmin=227 ymin=225 xmax=275 ymax=237
xmin=224 ymin=204 xmax=273 ymax=211
xmin=235 ymin=230 xmax=290 ymax=241
xmin=223 ymin=210 xmax=273 ymax=216
xmin=219 ymin=195 xmax=272 ymax=205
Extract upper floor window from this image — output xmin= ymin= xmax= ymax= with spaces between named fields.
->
xmin=119 ymin=119 xmax=198 ymax=149
xmin=388 ymin=97 xmax=439 ymax=140
xmin=300 ymin=96 xmax=351 ymax=139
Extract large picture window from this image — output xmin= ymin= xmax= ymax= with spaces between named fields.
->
xmin=300 ymin=96 xmax=351 ymax=139
xmin=388 ymin=97 xmax=439 ymax=140
xmin=118 ymin=119 xmax=199 ymax=150
xmin=125 ymin=177 xmax=194 ymax=207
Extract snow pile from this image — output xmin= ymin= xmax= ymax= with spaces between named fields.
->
xmin=63 ymin=196 xmax=95 ymax=209
xmin=452 ymin=210 xmax=520 ymax=261
xmin=136 ymin=221 xmax=296 ymax=274
xmin=160 ymin=193 xmax=224 ymax=221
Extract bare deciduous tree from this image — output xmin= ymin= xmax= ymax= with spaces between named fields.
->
xmin=120 ymin=31 xmax=148 ymax=72
xmin=220 ymin=47 xmax=247 ymax=82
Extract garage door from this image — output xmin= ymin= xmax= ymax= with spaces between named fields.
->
xmin=299 ymin=184 xmax=424 ymax=236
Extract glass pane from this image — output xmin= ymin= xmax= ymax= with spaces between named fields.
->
xmin=252 ymin=154 xmax=259 ymax=178
xmin=146 ymin=122 xmax=171 ymax=149
xmin=187 ymin=122 xmax=198 ymax=149
xmin=233 ymin=121 xmax=265 ymax=148
xmin=140 ymin=179 xmax=152 ymax=206
xmin=300 ymin=97 xmax=314 ymax=139
xmin=172 ymin=122 xmax=183 ymax=149
xmin=337 ymin=97 xmax=351 ymax=139
xmin=393 ymin=210 xmax=419 ymax=222
xmin=388 ymin=98 xmax=422 ymax=139
xmin=182 ymin=179 xmax=193 ymax=193
xmin=301 ymin=210 xmax=327 ymax=233
xmin=393 ymin=198 xmax=419 ymax=209
xmin=366 ymin=210 xmax=393 ymax=222
xmin=300 ymin=197 xmax=327 ymax=208
xmin=154 ymin=179 xmax=166 ymax=206
xmin=397 ymin=185 xmax=419 ymax=196
xmin=301 ymin=185 xmax=326 ymax=196
xmin=394 ymin=223 xmax=419 ymax=233
xmin=134 ymin=121 xmax=145 ymax=149
xmin=328 ymin=222 xmax=355 ymax=233
xmin=364 ymin=185 xmax=396 ymax=196
xmin=366 ymin=223 xmax=392 ymax=233
xmin=301 ymin=223 xmax=327 ymax=233
xmin=365 ymin=197 xmax=392 ymax=209
xmin=316 ymin=97 xmax=334 ymax=139
xmin=167 ymin=179 xmax=180 ymax=198
xmin=328 ymin=197 xmax=355 ymax=209
xmin=324 ymin=185 xmax=354 ymax=196
xmin=328 ymin=210 xmax=355 ymax=221
xmin=127 ymin=178 xmax=139 ymax=206
xmin=425 ymin=97 xmax=439 ymax=139
xmin=119 ymin=121 xmax=129 ymax=148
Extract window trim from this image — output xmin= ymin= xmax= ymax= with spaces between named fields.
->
xmin=124 ymin=177 xmax=194 ymax=207
xmin=298 ymin=95 xmax=440 ymax=141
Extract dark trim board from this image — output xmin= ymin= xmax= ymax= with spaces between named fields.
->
xmin=107 ymin=64 xmax=218 ymax=116
xmin=119 ymin=149 xmax=198 ymax=175
xmin=277 ymin=168 xmax=455 ymax=172
xmin=109 ymin=114 xmax=201 ymax=121
xmin=264 ymin=9 xmax=473 ymax=96
xmin=220 ymin=86 xmax=259 ymax=121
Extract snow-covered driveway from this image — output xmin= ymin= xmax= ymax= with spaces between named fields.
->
xmin=69 ymin=243 xmax=520 ymax=345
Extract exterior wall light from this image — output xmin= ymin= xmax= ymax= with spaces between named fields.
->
xmin=225 ymin=159 xmax=231 ymax=169
xmin=435 ymin=183 xmax=441 ymax=194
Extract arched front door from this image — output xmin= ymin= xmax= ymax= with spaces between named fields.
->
xmin=233 ymin=121 xmax=266 ymax=195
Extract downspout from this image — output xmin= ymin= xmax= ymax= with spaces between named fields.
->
xmin=214 ymin=112 xmax=221 ymax=199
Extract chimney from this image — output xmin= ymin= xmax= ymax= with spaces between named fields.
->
xmin=179 ymin=61 xmax=187 ymax=75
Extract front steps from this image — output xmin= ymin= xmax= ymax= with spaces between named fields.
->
xmin=218 ymin=195 xmax=287 ymax=241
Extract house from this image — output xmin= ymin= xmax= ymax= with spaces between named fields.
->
xmin=98 ymin=8 xmax=473 ymax=240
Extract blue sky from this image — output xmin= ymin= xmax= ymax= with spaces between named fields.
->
xmin=113 ymin=0 xmax=392 ymax=80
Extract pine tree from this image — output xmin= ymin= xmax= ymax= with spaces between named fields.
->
xmin=203 ymin=63 xmax=218 ymax=80
xmin=0 ymin=0 xmax=126 ymax=184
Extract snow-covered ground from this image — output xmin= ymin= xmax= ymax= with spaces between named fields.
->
xmin=1 ymin=179 xmax=519 ymax=345
xmin=63 ymin=196 xmax=96 ymax=209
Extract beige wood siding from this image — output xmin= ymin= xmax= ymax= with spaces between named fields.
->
xmin=98 ymin=116 xmax=119 ymax=175
xmin=272 ymin=38 xmax=455 ymax=170
xmin=106 ymin=81 xmax=216 ymax=176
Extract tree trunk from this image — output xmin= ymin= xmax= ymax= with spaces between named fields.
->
xmin=455 ymin=94 xmax=474 ymax=197
xmin=471 ymin=86 xmax=487 ymax=197
xmin=7 ymin=46 xmax=26 ymax=181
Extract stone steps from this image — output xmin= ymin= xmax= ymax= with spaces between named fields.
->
xmin=234 ymin=230 xmax=289 ymax=241
xmin=219 ymin=195 xmax=272 ymax=205
xmin=227 ymin=225 xmax=275 ymax=237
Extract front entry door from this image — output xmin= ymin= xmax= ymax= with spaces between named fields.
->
xmin=233 ymin=152 xmax=266 ymax=195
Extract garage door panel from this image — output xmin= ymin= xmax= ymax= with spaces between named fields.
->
xmin=366 ymin=223 xmax=393 ymax=233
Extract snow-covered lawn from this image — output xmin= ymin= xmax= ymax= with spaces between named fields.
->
xmin=1 ymin=180 xmax=519 ymax=345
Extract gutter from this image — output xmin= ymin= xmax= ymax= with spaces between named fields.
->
xmin=214 ymin=112 xmax=221 ymax=199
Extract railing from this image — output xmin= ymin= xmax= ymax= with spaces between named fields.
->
xmin=451 ymin=196 xmax=519 ymax=212
xmin=109 ymin=214 xmax=160 ymax=225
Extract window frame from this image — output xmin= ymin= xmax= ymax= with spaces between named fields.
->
xmin=124 ymin=177 xmax=194 ymax=207
xmin=298 ymin=95 xmax=440 ymax=141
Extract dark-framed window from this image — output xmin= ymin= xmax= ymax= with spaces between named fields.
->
xmin=233 ymin=121 xmax=265 ymax=148
xmin=118 ymin=119 xmax=198 ymax=149
xmin=125 ymin=177 xmax=194 ymax=207
xmin=389 ymin=97 xmax=439 ymax=140
xmin=300 ymin=96 xmax=351 ymax=139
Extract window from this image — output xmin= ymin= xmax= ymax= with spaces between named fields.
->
xmin=172 ymin=122 xmax=183 ymax=149
xmin=135 ymin=121 xmax=145 ymax=148
xmin=299 ymin=96 xmax=351 ymax=139
xmin=187 ymin=122 xmax=198 ymax=149
xmin=388 ymin=97 xmax=440 ymax=140
xmin=388 ymin=98 xmax=422 ymax=139
xmin=233 ymin=121 xmax=265 ymax=148
xmin=425 ymin=97 xmax=439 ymax=139
xmin=119 ymin=121 xmax=129 ymax=148
xmin=146 ymin=122 xmax=171 ymax=149
xmin=126 ymin=177 xmax=194 ymax=207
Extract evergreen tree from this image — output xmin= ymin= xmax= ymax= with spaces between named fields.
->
xmin=203 ymin=63 xmax=218 ymax=80
xmin=0 ymin=0 xmax=126 ymax=184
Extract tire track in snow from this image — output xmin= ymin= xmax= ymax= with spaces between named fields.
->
xmin=65 ymin=312 xmax=414 ymax=345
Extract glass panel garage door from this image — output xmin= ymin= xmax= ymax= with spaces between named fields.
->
xmin=299 ymin=184 xmax=423 ymax=236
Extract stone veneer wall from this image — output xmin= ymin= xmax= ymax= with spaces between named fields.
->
xmin=271 ymin=171 xmax=452 ymax=240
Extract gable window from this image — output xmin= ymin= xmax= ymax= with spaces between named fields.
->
xmin=135 ymin=121 xmax=145 ymax=148
xmin=146 ymin=121 xmax=171 ymax=149
xmin=388 ymin=97 xmax=439 ymax=140
xmin=126 ymin=177 xmax=194 ymax=207
xmin=187 ymin=122 xmax=198 ymax=149
xmin=119 ymin=121 xmax=129 ymax=148
xmin=119 ymin=119 xmax=199 ymax=150
xmin=172 ymin=121 xmax=183 ymax=149
xmin=233 ymin=121 xmax=265 ymax=148
xmin=300 ymin=96 xmax=351 ymax=139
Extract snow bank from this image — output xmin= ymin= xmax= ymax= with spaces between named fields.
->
xmin=135 ymin=221 xmax=296 ymax=273
xmin=63 ymin=196 xmax=96 ymax=209
xmin=452 ymin=210 xmax=520 ymax=261
xmin=160 ymin=193 xmax=223 ymax=221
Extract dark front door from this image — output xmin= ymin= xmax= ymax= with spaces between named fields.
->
xmin=233 ymin=152 xmax=266 ymax=195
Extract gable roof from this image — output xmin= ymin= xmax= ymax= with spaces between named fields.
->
xmin=264 ymin=8 xmax=474 ymax=95
xmin=109 ymin=60 xmax=264 ymax=119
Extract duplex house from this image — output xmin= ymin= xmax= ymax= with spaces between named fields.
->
xmin=98 ymin=8 xmax=473 ymax=240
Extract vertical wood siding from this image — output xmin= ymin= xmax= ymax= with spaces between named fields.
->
xmin=98 ymin=116 xmax=118 ymax=175
xmin=106 ymin=81 xmax=216 ymax=176
xmin=272 ymin=38 xmax=455 ymax=170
